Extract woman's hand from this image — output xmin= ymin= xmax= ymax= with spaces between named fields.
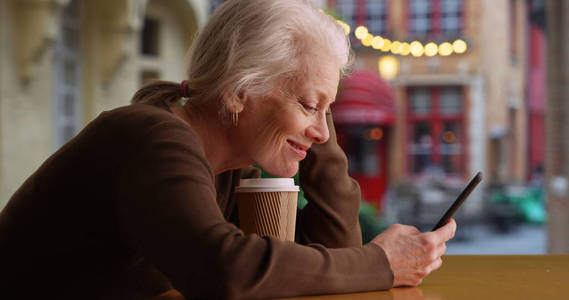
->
xmin=371 ymin=219 xmax=457 ymax=287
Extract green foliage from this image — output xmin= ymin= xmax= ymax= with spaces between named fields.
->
xmin=359 ymin=201 xmax=387 ymax=243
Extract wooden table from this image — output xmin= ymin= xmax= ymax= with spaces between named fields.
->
xmin=278 ymin=255 xmax=569 ymax=300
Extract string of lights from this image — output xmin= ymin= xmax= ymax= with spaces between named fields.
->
xmin=335 ymin=20 xmax=468 ymax=57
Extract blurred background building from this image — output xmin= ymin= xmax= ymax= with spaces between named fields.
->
xmin=545 ymin=0 xmax=569 ymax=253
xmin=321 ymin=0 xmax=546 ymax=215
xmin=0 ymin=0 xmax=566 ymax=252
xmin=0 ymin=0 xmax=207 ymax=207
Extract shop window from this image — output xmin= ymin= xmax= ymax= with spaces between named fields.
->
xmin=408 ymin=0 xmax=464 ymax=37
xmin=410 ymin=121 xmax=432 ymax=173
xmin=345 ymin=125 xmax=383 ymax=176
xmin=410 ymin=88 xmax=431 ymax=114
xmin=141 ymin=17 xmax=160 ymax=56
xmin=407 ymin=86 xmax=465 ymax=176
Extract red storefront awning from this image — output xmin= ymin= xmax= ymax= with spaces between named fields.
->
xmin=332 ymin=71 xmax=396 ymax=125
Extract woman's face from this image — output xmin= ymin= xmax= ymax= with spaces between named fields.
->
xmin=236 ymin=60 xmax=340 ymax=177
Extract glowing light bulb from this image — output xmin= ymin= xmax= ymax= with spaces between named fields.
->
xmin=438 ymin=42 xmax=453 ymax=56
xmin=410 ymin=41 xmax=424 ymax=57
xmin=390 ymin=41 xmax=402 ymax=54
xmin=378 ymin=55 xmax=399 ymax=80
xmin=362 ymin=34 xmax=373 ymax=47
xmin=380 ymin=38 xmax=391 ymax=52
xmin=371 ymin=36 xmax=384 ymax=49
xmin=355 ymin=26 xmax=368 ymax=40
xmin=400 ymin=42 xmax=411 ymax=55
xmin=425 ymin=42 xmax=438 ymax=56
xmin=453 ymin=39 xmax=467 ymax=54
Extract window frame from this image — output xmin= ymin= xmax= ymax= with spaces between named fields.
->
xmin=406 ymin=86 xmax=467 ymax=178
xmin=406 ymin=0 xmax=465 ymax=39
xmin=140 ymin=16 xmax=161 ymax=57
xmin=365 ymin=0 xmax=389 ymax=36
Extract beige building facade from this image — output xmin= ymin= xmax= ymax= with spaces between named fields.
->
xmin=358 ymin=0 xmax=527 ymax=182
xmin=321 ymin=0 xmax=530 ymax=214
xmin=546 ymin=0 xmax=569 ymax=253
xmin=0 ymin=0 xmax=208 ymax=209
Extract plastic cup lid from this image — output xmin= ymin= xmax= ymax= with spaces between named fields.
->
xmin=235 ymin=178 xmax=299 ymax=192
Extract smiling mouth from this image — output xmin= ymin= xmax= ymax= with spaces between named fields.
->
xmin=286 ymin=139 xmax=309 ymax=159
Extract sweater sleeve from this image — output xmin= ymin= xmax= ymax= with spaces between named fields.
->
xmin=296 ymin=113 xmax=364 ymax=248
xmin=116 ymin=118 xmax=393 ymax=299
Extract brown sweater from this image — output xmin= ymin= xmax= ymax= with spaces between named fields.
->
xmin=0 ymin=103 xmax=392 ymax=299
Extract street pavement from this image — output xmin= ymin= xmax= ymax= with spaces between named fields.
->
xmin=446 ymin=223 xmax=547 ymax=254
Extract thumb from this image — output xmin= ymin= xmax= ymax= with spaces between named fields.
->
xmin=435 ymin=218 xmax=456 ymax=242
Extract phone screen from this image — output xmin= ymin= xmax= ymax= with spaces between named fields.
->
xmin=431 ymin=172 xmax=483 ymax=231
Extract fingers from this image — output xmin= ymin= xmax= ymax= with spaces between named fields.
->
xmin=378 ymin=223 xmax=450 ymax=288
xmin=436 ymin=242 xmax=447 ymax=258
xmin=432 ymin=218 xmax=457 ymax=243
xmin=399 ymin=257 xmax=443 ymax=287
xmin=427 ymin=257 xmax=443 ymax=273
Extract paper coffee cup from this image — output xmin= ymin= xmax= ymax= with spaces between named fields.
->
xmin=235 ymin=178 xmax=299 ymax=241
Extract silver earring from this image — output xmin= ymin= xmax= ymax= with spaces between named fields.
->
xmin=232 ymin=111 xmax=239 ymax=126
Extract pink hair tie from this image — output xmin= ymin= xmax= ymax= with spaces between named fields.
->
xmin=180 ymin=80 xmax=189 ymax=98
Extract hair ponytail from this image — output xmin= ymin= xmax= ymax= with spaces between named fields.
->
xmin=130 ymin=0 xmax=351 ymax=109
xmin=130 ymin=80 xmax=183 ymax=105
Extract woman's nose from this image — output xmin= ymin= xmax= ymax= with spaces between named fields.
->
xmin=305 ymin=116 xmax=329 ymax=144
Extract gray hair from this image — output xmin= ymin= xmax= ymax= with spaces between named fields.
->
xmin=186 ymin=0 xmax=352 ymax=106
xmin=131 ymin=0 xmax=352 ymax=112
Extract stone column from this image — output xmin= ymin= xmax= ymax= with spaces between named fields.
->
xmin=545 ymin=0 xmax=569 ymax=253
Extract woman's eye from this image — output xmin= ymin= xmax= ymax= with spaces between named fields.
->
xmin=301 ymin=103 xmax=318 ymax=113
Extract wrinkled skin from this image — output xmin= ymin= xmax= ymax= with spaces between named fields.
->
xmin=372 ymin=219 xmax=457 ymax=287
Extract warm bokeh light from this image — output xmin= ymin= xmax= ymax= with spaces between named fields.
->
xmin=410 ymin=40 xmax=424 ymax=57
xmin=378 ymin=55 xmax=399 ymax=80
xmin=438 ymin=42 xmax=453 ymax=56
xmin=371 ymin=36 xmax=384 ymax=49
xmin=325 ymin=15 xmax=468 ymax=57
xmin=367 ymin=128 xmax=384 ymax=140
xmin=443 ymin=131 xmax=457 ymax=144
xmin=362 ymin=33 xmax=373 ymax=47
xmin=380 ymin=38 xmax=391 ymax=52
xmin=425 ymin=42 xmax=438 ymax=56
xmin=400 ymin=42 xmax=411 ymax=55
xmin=453 ymin=39 xmax=468 ymax=54
xmin=390 ymin=41 xmax=402 ymax=54
xmin=349 ymin=24 xmax=467 ymax=57
xmin=355 ymin=26 xmax=368 ymax=40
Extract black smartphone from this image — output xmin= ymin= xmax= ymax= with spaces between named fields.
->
xmin=431 ymin=172 xmax=483 ymax=231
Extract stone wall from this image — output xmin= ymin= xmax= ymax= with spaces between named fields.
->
xmin=0 ymin=0 xmax=206 ymax=210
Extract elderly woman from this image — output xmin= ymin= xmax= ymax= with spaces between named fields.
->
xmin=0 ymin=0 xmax=455 ymax=299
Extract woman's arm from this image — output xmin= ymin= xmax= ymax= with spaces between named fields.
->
xmin=296 ymin=112 xmax=363 ymax=248
xmin=116 ymin=118 xmax=393 ymax=299
xmin=294 ymin=112 xmax=456 ymax=288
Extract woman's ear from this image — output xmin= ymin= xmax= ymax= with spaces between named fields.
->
xmin=222 ymin=90 xmax=247 ymax=113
